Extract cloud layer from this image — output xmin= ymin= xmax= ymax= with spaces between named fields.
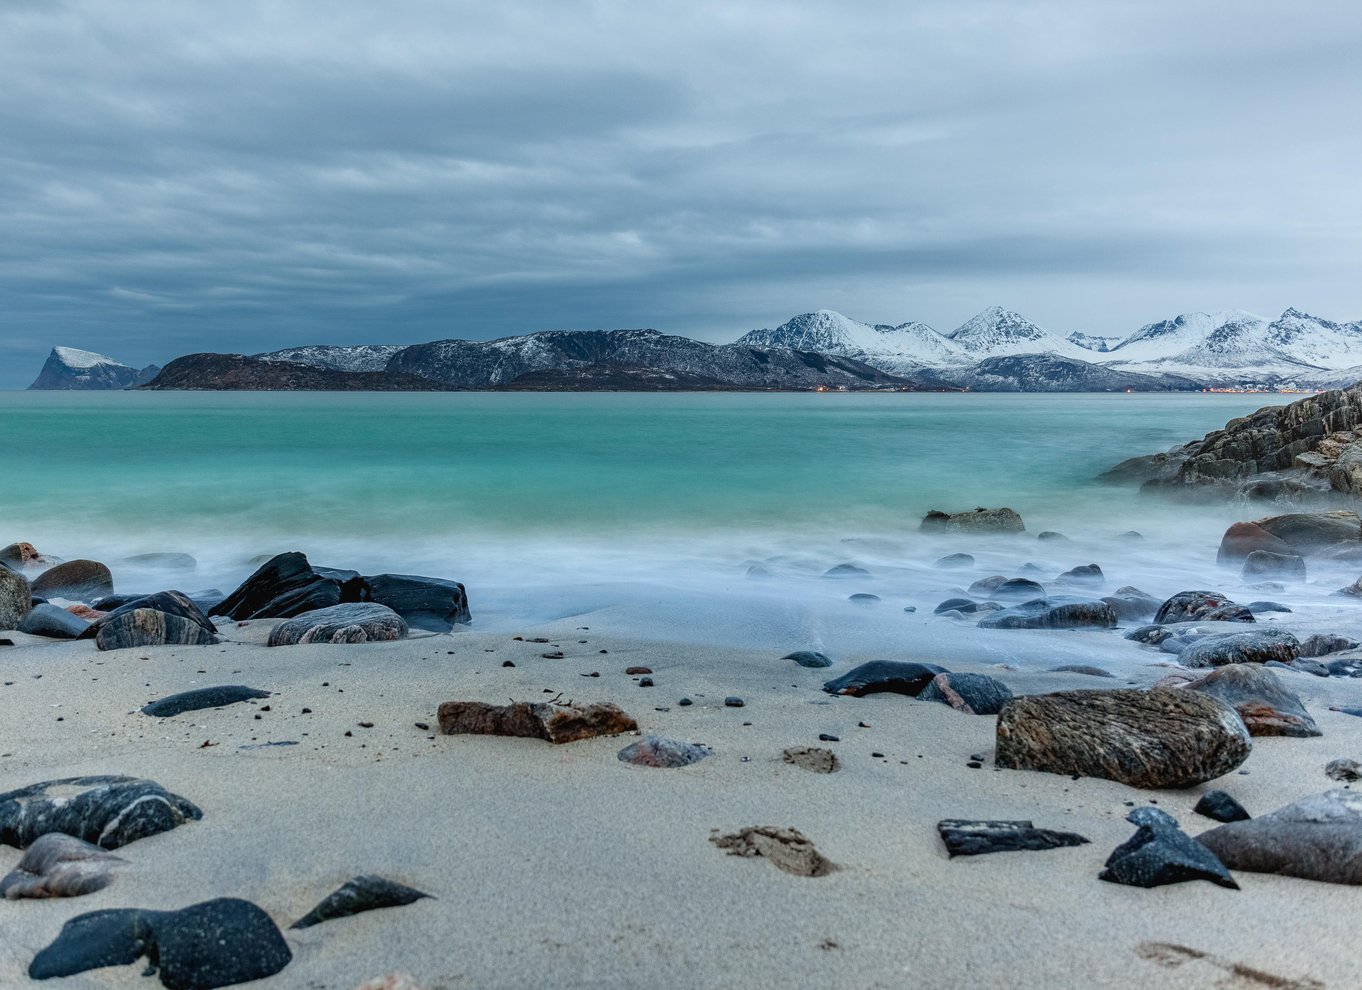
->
xmin=2 ymin=0 xmax=1360 ymax=384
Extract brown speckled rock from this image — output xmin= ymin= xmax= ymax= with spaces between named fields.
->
xmin=437 ymin=700 xmax=638 ymax=744
xmin=1183 ymin=664 xmax=1319 ymax=737
xmin=995 ymin=689 xmax=1251 ymax=788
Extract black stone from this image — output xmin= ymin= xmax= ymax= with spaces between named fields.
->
xmin=1056 ymin=564 xmax=1104 ymax=587
xmin=937 ymin=819 xmax=1090 ymax=857
xmin=141 ymin=686 xmax=273 ymax=718
xmin=30 ymin=897 xmax=292 ymax=989
xmin=18 ymin=604 xmax=90 ymax=639
xmin=1047 ymin=664 xmax=1116 ymax=678
xmin=1099 ymin=811 xmax=1238 ymax=889
xmin=782 ymin=651 xmax=833 ymax=668
xmin=1194 ymin=791 xmax=1251 ymax=823
xmin=724 ymin=696 xmax=745 ymax=707
xmin=934 ymin=598 xmax=979 ymax=615
xmin=1247 ymin=601 xmax=1292 ymax=614
xmin=822 ymin=660 xmax=948 ymax=697
xmin=82 ymin=591 xmax=217 ymax=641
xmin=918 ymin=672 xmax=1014 ymax=715
xmin=290 ymin=874 xmax=431 ymax=930
xmin=977 ymin=597 xmax=1117 ymax=630
xmin=0 ymin=776 xmax=202 ymax=850
xmin=361 ymin=573 xmax=471 ymax=631
xmin=1125 ymin=624 xmax=1174 ymax=645
xmin=991 ymin=578 xmax=1047 ymax=601
xmin=1154 ymin=590 xmax=1255 ymax=625
xmin=934 ymin=553 xmax=974 ymax=569
xmin=215 ymin=552 xmax=366 ymax=620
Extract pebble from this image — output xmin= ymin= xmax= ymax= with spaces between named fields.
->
xmin=678 ymin=698 xmax=693 ymax=706
xmin=818 ymin=733 xmax=839 ymax=742
xmin=724 ymin=697 xmax=745 ymax=708
xmin=638 ymin=677 xmax=654 ymax=688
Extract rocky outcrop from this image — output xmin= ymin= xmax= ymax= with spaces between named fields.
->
xmin=216 ymin=552 xmax=366 ymax=619
xmin=0 ymin=542 xmax=53 ymax=570
xmin=920 ymin=507 xmax=1024 ymax=534
xmin=1198 ymin=789 xmax=1362 ymax=885
xmin=266 ymin=603 xmax=408 ymax=646
xmin=27 ymin=346 xmax=159 ymax=390
xmin=1254 ymin=511 xmax=1362 ymax=552
xmin=995 ymin=689 xmax=1251 ymax=788
xmin=437 ymin=700 xmax=638 ymax=743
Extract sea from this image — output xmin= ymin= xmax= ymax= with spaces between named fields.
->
xmin=4 ymin=390 xmax=1338 ymax=656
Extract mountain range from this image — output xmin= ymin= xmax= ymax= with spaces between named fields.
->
xmin=28 ymin=304 xmax=1362 ymax=392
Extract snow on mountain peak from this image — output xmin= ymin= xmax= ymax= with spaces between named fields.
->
xmin=53 ymin=346 xmax=119 ymax=369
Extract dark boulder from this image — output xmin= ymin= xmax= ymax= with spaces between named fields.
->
xmin=266 ymin=603 xmax=408 ymax=646
xmin=1182 ymin=664 xmax=1319 ymax=737
xmin=934 ymin=598 xmax=981 ymax=615
xmin=1299 ymin=633 xmax=1358 ymax=658
xmin=0 ymin=566 xmax=34 ymax=631
xmin=1154 ymin=590 xmax=1254 ymax=624
xmin=1253 ymin=511 xmax=1362 ymax=554
xmin=1217 ymin=522 xmax=1292 ymax=564
xmin=1178 ymin=629 xmax=1300 ymax=668
xmin=31 ymin=560 xmax=113 ymax=602
xmin=291 ymin=875 xmax=431 ymax=930
xmin=934 ymin=553 xmax=974 ymax=569
xmin=1246 ymin=601 xmax=1291 ymax=614
xmin=977 ymin=597 xmax=1116 ymax=630
xmin=1055 ymin=564 xmax=1104 ymax=588
xmin=1101 ymin=590 xmax=1161 ymax=621
xmin=17 ymin=603 xmax=89 ymax=639
xmin=967 ymin=575 xmax=1008 ymax=596
xmin=1125 ymin=624 xmax=1174 ymax=646
xmin=918 ymin=672 xmax=1013 ymax=715
xmin=921 ymin=507 xmax=1024 ymax=534
xmin=95 ymin=608 xmax=219 ymax=651
xmin=1099 ymin=809 xmax=1237 ymax=889
xmin=821 ymin=660 xmax=947 ymax=697
xmin=360 ymin=573 xmax=470 ymax=630
xmin=83 ymin=591 xmax=217 ymax=641
xmin=1036 ymin=531 xmax=1069 ymax=542
xmin=1047 ymin=664 xmax=1115 ymax=678
xmin=1198 ymin=789 xmax=1362 ymax=885
xmin=0 ymin=775 xmax=201 ymax=850
xmin=1241 ymin=550 xmax=1306 ymax=581
xmin=936 ymin=819 xmax=1088 ymax=857
xmin=29 ymin=897 xmax=292 ymax=987
xmin=141 ymin=686 xmax=272 ymax=718
xmin=991 ymin=578 xmax=1047 ymax=601
xmin=995 ymin=689 xmax=1251 ymax=788
xmin=782 ymin=650 xmax=832 ymax=668
xmin=215 ymin=551 xmax=366 ymax=620
xmin=1194 ymin=791 xmax=1251 ymax=823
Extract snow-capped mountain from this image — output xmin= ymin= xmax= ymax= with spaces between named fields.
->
xmin=1067 ymin=332 xmax=1121 ymax=353
xmin=255 ymin=343 xmax=409 ymax=373
xmin=736 ymin=310 xmax=969 ymax=376
xmin=27 ymin=347 xmax=160 ymax=390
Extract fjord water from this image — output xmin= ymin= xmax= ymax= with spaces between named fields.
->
xmin=0 ymin=391 xmax=1300 ymax=647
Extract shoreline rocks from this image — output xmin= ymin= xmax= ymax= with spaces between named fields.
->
xmin=1198 ymin=790 xmax=1362 ymax=885
xmin=437 ymin=700 xmax=638 ymax=744
xmin=266 ymin=603 xmax=408 ymax=646
xmin=921 ymin=507 xmax=1024 ymax=534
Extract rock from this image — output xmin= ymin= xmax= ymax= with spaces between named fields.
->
xmin=991 ymin=578 xmax=1047 ymax=601
xmin=1241 ymin=550 xmax=1306 ymax=581
xmin=724 ymin=696 xmax=745 ymax=707
xmin=1194 ymin=791 xmax=1251 ymax=823
xmin=1125 ymin=624 xmax=1173 ymax=646
xmin=362 ymin=573 xmax=470 ymax=631
xmin=0 ymin=565 xmax=33 ymax=630
xmin=142 ymin=686 xmax=273 ymax=718
xmin=822 ymin=660 xmax=948 ymax=697
xmin=1178 ymin=629 xmax=1300 ymax=668
xmin=921 ymin=507 xmax=1024 ymax=534
xmin=1253 ymin=511 xmax=1362 ymax=554
xmin=29 ymin=897 xmax=292 ymax=987
xmin=1198 ymin=789 xmax=1362 ymax=885
xmin=934 ymin=598 xmax=980 ymax=614
xmin=436 ymin=700 xmax=637 ymax=744
xmin=618 ymin=736 xmax=710 ymax=768
xmin=822 ymin=563 xmax=869 ymax=579
xmin=994 ymin=689 xmax=1251 ymax=788
xmin=848 ymin=593 xmax=880 ymax=604
xmin=1154 ymin=590 xmax=1254 ymax=624
xmin=1325 ymin=656 xmax=1362 ymax=677
xmin=782 ymin=747 xmax=839 ymax=773
xmin=918 ymin=672 xmax=1013 ymax=715
xmin=1047 ymin=664 xmax=1115 ymax=677
xmin=1099 ymin=810 xmax=1238 ymax=889
xmin=1055 ymin=564 xmax=1104 ymax=588
xmin=17 ymin=603 xmax=89 ymax=639
xmin=1101 ymin=590 xmax=1161 ymax=621
xmin=934 ymin=553 xmax=974 ymax=569
xmin=1182 ymin=664 xmax=1319 ymax=737
xmin=1246 ymin=600 xmax=1292 ymax=614
xmin=977 ymin=597 xmax=1117 ymax=630
xmin=1217 ymin=522 xmax=1293 ymax=564
xmin=0 ymin=833 xmax=127 ymax=899
xmin=1325 ymin=758 xmax=1362 ymax=782
xmin=0 ymin=776 xmax=201 ymax=850
xmin=84 ymin=590 xmax=217 ymax=641
xmin=1036 ymin=531 xmax=1069 ymax=542
xmin=936 ymin=819 xmax=1089 ymax=857
xmin=30 ymin=560 xmax=113 ymax=602
xmin=1300 ymin=633 xmax=1358 ymax=657
xmin=967 ymin=575 xmax=1007 ymax=596
xmin=96 ymin=608 xmax=219 ymax=651
xmin=782 ymin=650 xmax=832 ymax=668
xmin=121 ymin=552 xmax=197 ymax=571
xmin=64 ymin=603 xmax=105 ymax=621
xmin=709 ymin=826 xmax=836 ymax=877
xmin=291 ymin=875 xmax=431 ymax=930
xmin=215 ymin=551 xmax=366 ymax=620
xmin=267 ymin=603 xmax=408 ymax=646
xmin=0 ymin=542 xmax=54 ymax=570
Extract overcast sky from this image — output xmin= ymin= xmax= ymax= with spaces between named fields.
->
xmin=2 ymin=0 xmax=1360 ymax=385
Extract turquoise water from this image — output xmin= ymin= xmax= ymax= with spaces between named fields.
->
xmin=0 ymin=390 xmax=1300 ymax=635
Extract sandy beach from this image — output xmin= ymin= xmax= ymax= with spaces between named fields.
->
xmin=3 ymin=600 xmax=1360 ymax=990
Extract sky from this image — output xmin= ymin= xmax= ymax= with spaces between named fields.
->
xmin=2 ymin=0 xmax=1361 ymax=386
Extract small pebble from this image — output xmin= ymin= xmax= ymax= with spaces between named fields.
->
xmin=818 ymin=733 xmax=840 ymax=742
xmin=871 ymin=751 xmax=884 ymax=758
xmin=626 ymin=666 xmax=653 ymax=675
xmin=502 ymin=661 xmax=515 ymax=668
xmin=301 ymin=707 xmax=312 ymax=714
xmin=725 ymin=697 xmax=745 ymax=708
xmin=639 ymin=677 xmax=654 ymax=688
xmin=966 ymin=761 xmax=982 ymax=769
xmin=678 ymin=698 xmax=693 ymax=706
xmin=414 ymin=722 xmax=430 ymax=731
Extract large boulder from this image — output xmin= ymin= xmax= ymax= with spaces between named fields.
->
xmin=0 ymin=566 xmax=33 ymax=631
xmin=215 ymin=551 xmax=366 ymax=620
xmin=994 ymin=689 xmax=1251 ymax=788
xmin=1054 ymin=564 xmax=1104 ymax=588
xmin=1101 ymin=587 xmax=1161 ymax=621
xmin=1177 ymin=629 xmax=1300 ymax=668
xmin=362 ymin=573 xmax=470 ymax=631
xmin=1154 ymin=590 xmax=1254 ymax=624
xmin=977 ymin=597 xmax=1116 ymax=630
xmin=31 ymin=560 xmax=112 ymax=602
xmin=920 ymin=507 xmax=1024 ymax=534
xmin=82 ymin=591 xmax=216 ymax=642
xmin=437 ymin=700 xmax=638 ymax=744
xmin=1217 ymin=522 xmax=1292 ymax=564
xmin=1241 ymin=550 xmax=1306 ymax=581
xmin=991 ymin=578 xmax=1047 ymax=601
xmin=267 ymin=603 xmax=408 ymax=646
xmin=1253 ymin=511 xmax=1362 ymax=554
xmin=1197 ymin=790 xmax=1362 ymax=885
xmin=0 ymin=775 xmax=201 ymax=850
xmin=95 ymin=609 xmax=219 ymax=651
xmin=17 ymin=603 xmax=90 ymax=640
xmin=1180 ymin=664 xmax=1319 ymax=737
